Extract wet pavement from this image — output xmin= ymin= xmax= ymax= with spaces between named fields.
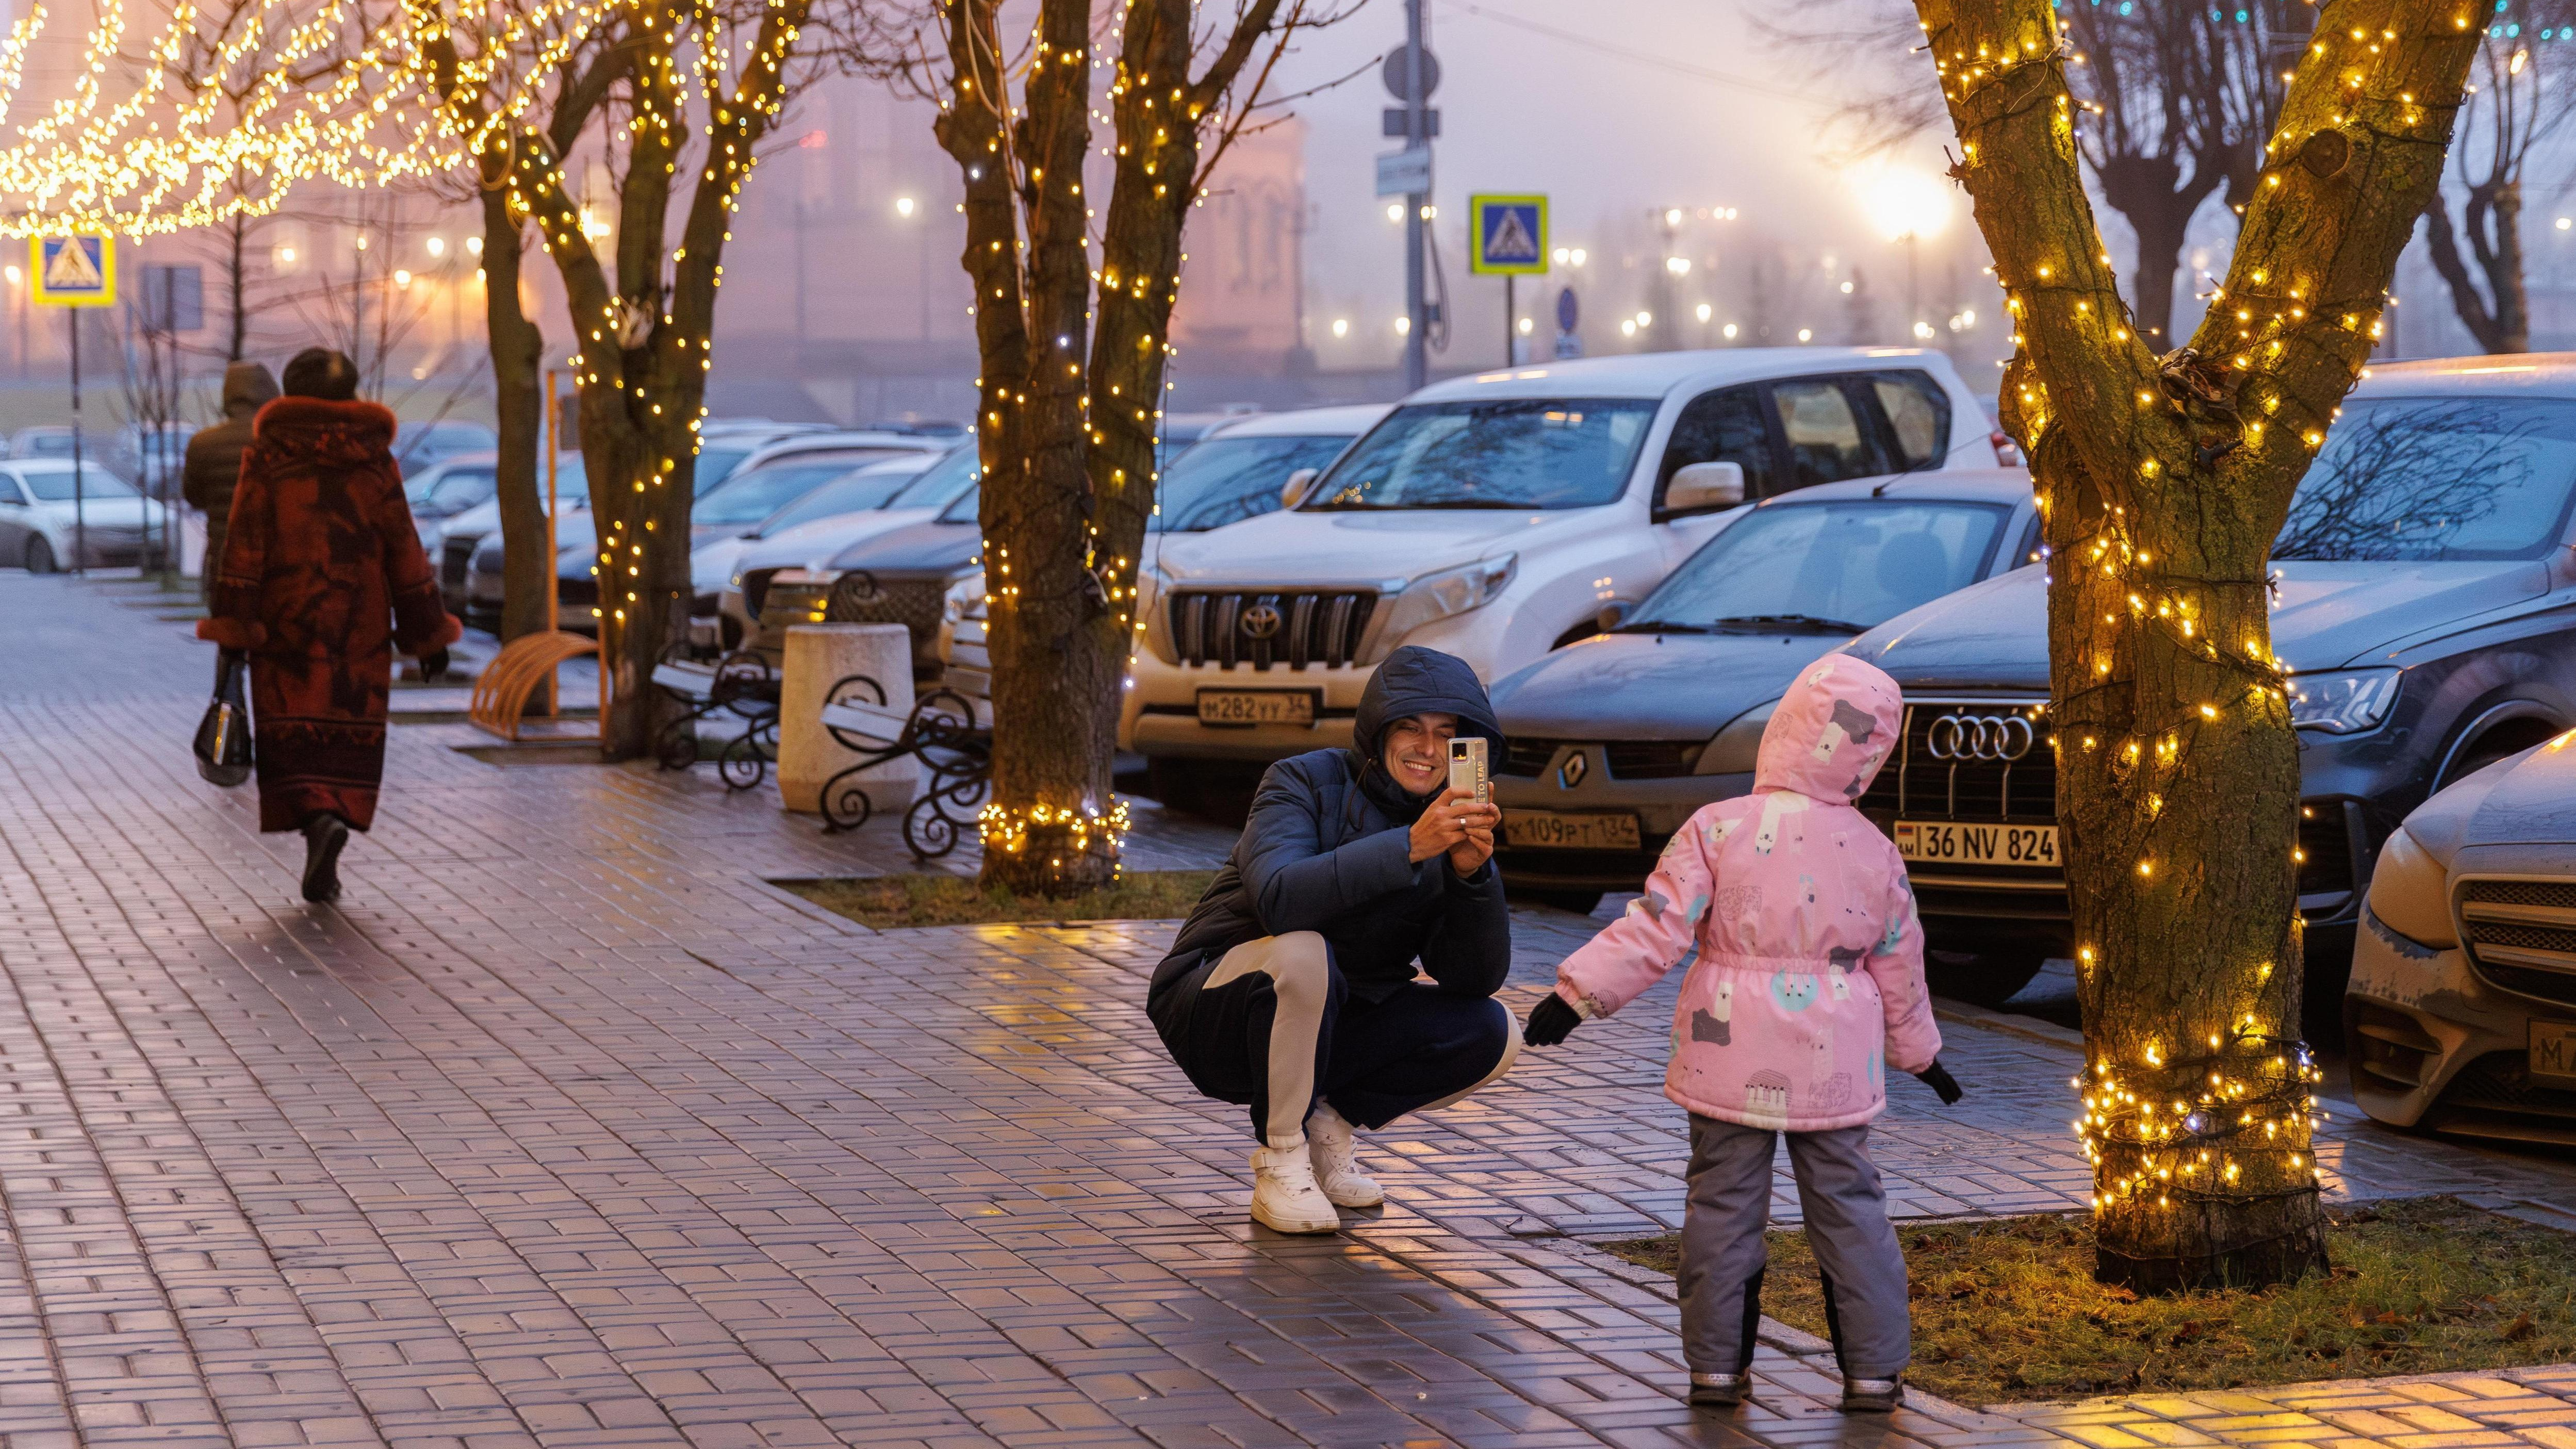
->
xmin=6 ymin=570 xmax=2576 ymax=1448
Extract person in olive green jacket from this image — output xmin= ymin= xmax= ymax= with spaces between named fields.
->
xmin=183 ymin=360 xmax=280 ymax=603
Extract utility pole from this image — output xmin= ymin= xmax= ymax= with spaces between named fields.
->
xmin=1402 ymin=0 xmax=1428 ymax=392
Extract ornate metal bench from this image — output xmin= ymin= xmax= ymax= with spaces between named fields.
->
xmin=649 ymin=645 xmax=782 ymax=790
xmin=815 ymin=678 xmax=991 ymax=859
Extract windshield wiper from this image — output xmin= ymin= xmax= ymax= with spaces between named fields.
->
xmin=1611 ymin=620 xmax=1717 ymax=634
xmin=1709 ymin=613 xmax=1873 ymax=634
xmin=1310 ymin=497 xmax=1527 ymax=512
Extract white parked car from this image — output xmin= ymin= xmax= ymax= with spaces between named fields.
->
xmin=1124 ymin=347 xmax=2001 ymax=768
xmin=0 ymin=460 xmax=169 ymax=571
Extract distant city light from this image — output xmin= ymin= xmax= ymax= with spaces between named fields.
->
xmin=1551 ymin=247 xmax=1569 ymax=264
xmin=1387 ymin=203 xmax=1404 ymax=223
xmin=895 ymin=196 xmax=917 ymax=218
xmin=1418 ymin=204 xmax=1437 ymax=220
xmin=1664 ymin=208 xmax=1682 ymax=226
xmin=466 ymin=236 xmax=483 ymax=256
xmin=4 ymin=265 xmax=19 ymax=285
xmin=2561 ymin=216 xmax=2573 ymax=231
xmin=393 ymin=269 xmax=413 ymax=287
xmin=1696 ymin=303 xmax=1713 ymax=322
xmin=1665 ymin=257 xmax=1691 ymax=275
xmin=1569 ymin=248 xmax=1587 ymax=267
xmin=1857 ymin=164 xmax=1955 ymax=241
xmin=276 ymin=245 xmax=297 ymax=265
xmin=1797 ymin=327 xmax=1814 ymax=342
xmin=1840 ymin=281 xmax=1856 ymax=294
xmin=1721 ymin=323 xmax=1739 ymax=340
xmin=1395 ymin=316 xmax=1411 ymax=334
xmin=1332 ymin=318 xmax=1350 ymax=338
xmin=1912 ymin=321 xmax=1936 ymax=340
xmin=1620 ymin=320 xmax=1637 ymax=337
xmin=1516 ymin=317 xmax=1534 ymax=335
xmin=425 ymin=236 xmax=446 ymax=257
xmin=1635 ymin=310 xmax=1653 ymax=326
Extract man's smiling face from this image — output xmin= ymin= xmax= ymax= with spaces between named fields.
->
xmin=1383 ymin=712 xmax=1459 ymax=796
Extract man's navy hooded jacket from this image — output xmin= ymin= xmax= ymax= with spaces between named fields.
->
xmin=1147 ymin=646 xmax=1513 ymax=1013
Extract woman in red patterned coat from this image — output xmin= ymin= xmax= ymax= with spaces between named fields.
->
xmin=197 ymin=349 xmax=461 ymax=902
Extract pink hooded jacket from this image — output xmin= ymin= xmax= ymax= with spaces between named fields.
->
xmin=1552 ymin=653 xmax=1942 ymax=1131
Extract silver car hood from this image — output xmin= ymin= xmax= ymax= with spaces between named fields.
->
xmin=1489 ymin=629 xmax=1844 ymax=739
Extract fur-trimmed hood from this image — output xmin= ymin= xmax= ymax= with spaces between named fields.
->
xmin=253 ymin=396 xmax=397 ymax=469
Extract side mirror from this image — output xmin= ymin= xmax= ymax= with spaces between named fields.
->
xmin=1280 ymin=468 xmax=1320 ymax=510
xmin=1594 ymin=600 xmax=1633 ymax=635
xmin=1665 ymin=460 xmax=1746 ymax=514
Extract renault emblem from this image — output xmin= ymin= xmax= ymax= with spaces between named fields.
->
xmin=1558 ymin=751 xmax=1588 ymax=788
xmin=1240 ymin=603 xmax=1283 ymax=640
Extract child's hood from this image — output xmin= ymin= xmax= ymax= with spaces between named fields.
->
xmin=1753 ymin=653 xmax=1904 ymax=804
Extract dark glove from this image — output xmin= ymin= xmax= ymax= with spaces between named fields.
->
xmin=1524 ymin=994 xmax=1583 ymax=1047
xmin=418 ymin=649 xmax=450 ymax=683
xmin=218 ymin=647 xmax=247 ymax=668
xmin=1914 ymin=1059 xmax=1963 ymax=1105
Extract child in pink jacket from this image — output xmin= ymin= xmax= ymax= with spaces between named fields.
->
xmin=1522 ymin=654 xmax=1956 ymax=1412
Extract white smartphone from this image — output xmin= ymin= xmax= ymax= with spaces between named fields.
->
xmin=1448 ymin=736 xmax=1488 ymax=804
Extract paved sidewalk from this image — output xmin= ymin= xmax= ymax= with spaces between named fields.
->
xmin=5 ymin=572 xmax=2576 ymax=1448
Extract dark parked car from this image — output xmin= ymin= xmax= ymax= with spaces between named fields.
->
xmin=748 ymin=476 xmax=985 ymax=677
xmin=1842 ymin=356 xmax=2576 ymax=1006
xmin=1488 ymin=469 xmax=2041 ymax=914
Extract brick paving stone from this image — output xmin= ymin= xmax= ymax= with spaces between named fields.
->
xmin=15 ymin=574 xmax=2576 ymax=1449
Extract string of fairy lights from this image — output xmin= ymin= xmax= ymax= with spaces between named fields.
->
xmin=1933 ymin=2 xmax=2471 ymax=1221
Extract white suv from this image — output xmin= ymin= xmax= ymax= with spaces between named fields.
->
xmin=1124 ymin=347 xmax=2001 ymax=767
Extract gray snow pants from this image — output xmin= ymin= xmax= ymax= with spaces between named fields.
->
xmin=1680 ymin=1114 xmax=1911 ymax=1380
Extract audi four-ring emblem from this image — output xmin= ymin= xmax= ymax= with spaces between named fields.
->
xmin=1239 ymin=604 xmax=1283 ymax=640
xmin=1925 ymin=713 xmax=2037 ymax=761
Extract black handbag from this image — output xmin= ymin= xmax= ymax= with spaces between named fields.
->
xmin=193 ymin=653 xmax=254 ymax=787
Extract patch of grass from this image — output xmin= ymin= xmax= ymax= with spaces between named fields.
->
xmin=780 ymin=870 xmax=1216 ymax=929
xmin=1602 ymin=1197 xmax=2576 ymax=1404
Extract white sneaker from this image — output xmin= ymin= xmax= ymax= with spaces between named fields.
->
xmin=1305 ymin=1102 xmax=1383 ymax=1208
xmin=1250 ymin=1144 xmax=1340 ymax=1233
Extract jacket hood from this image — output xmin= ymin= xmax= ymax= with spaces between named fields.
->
xmin=253 ymin=397 xmax=396 ymax=468
xmin=1353 ymin=645 xmax=1502 ymax=763
xmin=221 ymin=361 xmax=279 ymax=419
xmin=1754 ymin=653 xmax=1902 ymax=803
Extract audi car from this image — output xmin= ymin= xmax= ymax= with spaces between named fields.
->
xmin=1842 ymin=355 xmax=2576 ymax=1007
xmin=1487 ymin=469 xmax=2040 ymax=913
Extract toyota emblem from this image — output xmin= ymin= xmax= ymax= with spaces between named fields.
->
xmin=1924 ymin=712 xmax=2038 ymax=762
xmin=1240 ymin=603 xmax=1283 ymax=640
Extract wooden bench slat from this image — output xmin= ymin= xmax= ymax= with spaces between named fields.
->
xmin=818 ymin=698 xmax=910 ymax=745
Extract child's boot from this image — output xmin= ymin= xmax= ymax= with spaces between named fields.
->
xmin=1687 ymin=1372 xmax=1746 ymax=1408
xmin=1841 ymin=1376 xmax=1905 ymax=1412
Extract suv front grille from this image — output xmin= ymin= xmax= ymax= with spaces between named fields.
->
xmin=1498 ymin=738 xmax=1700 ymax=780
xmin=2442 ymin=1050 xmax=2576 ymax=1120
xmin=1855 ymin=699 xmax=2057 ymax=824
xmin=2459 ymin=877 xmax=2576 ymax=1008
xmin=1169 ymin=589 xmax=1376 ymax=669
xmin=755 ymin=573 xmax=950 ymax=671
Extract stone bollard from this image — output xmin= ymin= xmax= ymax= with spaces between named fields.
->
xmin=778 ymin=622 xmax=917 ymax=817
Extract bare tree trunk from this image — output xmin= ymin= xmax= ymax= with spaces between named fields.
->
xmin=2423 ymin=181 xmax=2530 ymax=352
xmin=1920 ymin=0 xmax=2473 ymax=1290
xmin=936 ymin=0 xmax=1289 ymax=895
xmin=2094 ymin=155 xmax=2223 ymax=343
xmin=227 ymin=215 xmax=248 ymax=363
xmin=482 ymin=189 xmax=551 ymax=644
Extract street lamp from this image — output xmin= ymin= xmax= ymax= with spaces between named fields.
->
xmin=1857 ymin=164 xmax=1955 ymax=341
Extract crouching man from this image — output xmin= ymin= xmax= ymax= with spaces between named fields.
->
xmin=1146 ymin=646 xmax=1521 ymax=1233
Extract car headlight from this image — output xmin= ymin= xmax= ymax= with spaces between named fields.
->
xmin=1375 ymin=553 xmax=1519 ymax=646
xmin=2288 ymin=668 xmax=2402 ymax=734
xmin=2366 ymin=824 xmax=2455 ymax=949
xmin=1695 ymin=698 xmax=1776 ymax=776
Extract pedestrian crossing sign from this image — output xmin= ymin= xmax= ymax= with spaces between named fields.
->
xmin=30 ymin=235 xmax=114 ymax=307
xmin=1468 ymin=194 xmax=1547 ymax=275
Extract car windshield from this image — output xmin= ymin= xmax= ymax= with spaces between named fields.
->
xmin=696 ymin=457 xmax=889 ymax=526
xmin=19 ymin=464 xmax=135 ymax=500
xmin=752 ymin=464 xmax=929 ymax=534
xmin=938 ymin=481 xmax=982 ymax=525
xmin=1622 ymin=500 xmax=2010 ymax=634
xmin=2275 ymin=396 xmax=2576 ymax=561
xmin=694 ymin=443 xmax=757 ymax=494
xmin=408 ymin=464 xmax=497 ymax=512
xmin=17 ymin=433 xmax=73 ymax=458
xmin=890 ymin=446 xmax=980 ymax=511
xmin=1304 ymin=398 xmax=1658 ymax=511
xmin=1155 ymin=434 xmax=1354 ymax=532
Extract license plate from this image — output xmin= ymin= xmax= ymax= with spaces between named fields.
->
xmin=1503 ymin=809 xmax=1643 ymax=851
xmin=2532 ymin=1021 xmax=2576 ymax=1081
xmin=1894 ymin=819 xmax=2060 ymax=866
xmin=1196 ymin=689 xmax=1316 ymax=726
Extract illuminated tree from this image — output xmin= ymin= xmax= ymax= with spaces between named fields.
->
xmin=1916 ymin=0 xmax=2473 ymax=1289
xmin=928 ymin=0 xmax=1339 ymax=894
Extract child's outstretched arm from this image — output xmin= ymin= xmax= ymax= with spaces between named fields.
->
xmin=1533 ymin=813 xmax=1719 ymax=1041
xmin=1863 ymin=871 xmax=1944 ymax=1074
